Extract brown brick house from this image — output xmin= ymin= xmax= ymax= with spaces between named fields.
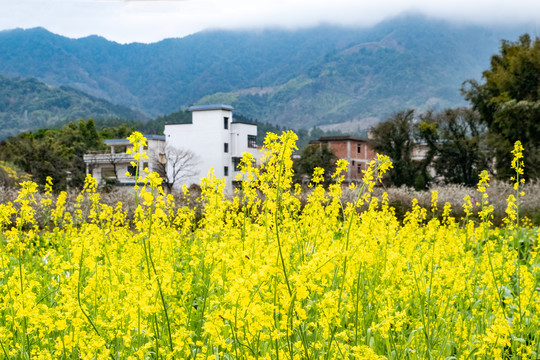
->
xmin=309 ymin=136 xmax=377 ymax=182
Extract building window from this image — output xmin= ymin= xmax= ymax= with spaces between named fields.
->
xmin=101 ymin=167 xmax=116 ymax=179
xmin=357 ymin=163 xmax=362 ymax=174
xmin=158 ymin=153 xmax=166 ymax=164
xmin=224 ymin=117 xmax=229 ymax=129
xmin=224 ymin=166 xmax=229 ymax=177
xmin=127 ymin=164 xmax=138 ymax=177
xmin=248 ymin=135 xmax=257 ymax=148
xmin=357 ymin=143 xmax=362 ymax=153
xmin=232 ymin=157 xmax=242 ymax=171
xmin=224 ymin=142 xmax=229 ymax=153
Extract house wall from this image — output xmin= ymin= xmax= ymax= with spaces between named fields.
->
xmin=328 ymin=141 xmax=350 ymax=159
xmin=164 ymin=106 xmax=260 ymax=190
xmin=146 ymin=138 xmax=166 ymax=173
xmin=321 ymin=138 xmax=377 ymax=181
xmin=164 ymin=108 xmax=230 ymax=187
xmin=230 ymin=122 xmax=260 ymax=164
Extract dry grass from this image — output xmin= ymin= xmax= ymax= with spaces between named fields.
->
xmin=0 ymin=185 xmax=201 ymax=228
xmin=2 ymin=180 xmax=540 ymax=227
xmin=371 ymin=181 xmax=540 ymax=225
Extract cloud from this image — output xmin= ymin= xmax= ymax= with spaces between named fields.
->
xmin=1 ymin=0 xmax=539 ymax=43
xmin=121 ymin=0 xmax=186 ymax=2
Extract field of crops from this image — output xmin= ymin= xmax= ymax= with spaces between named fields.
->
xmin=0 ymin=132 xmax=538 ymax=359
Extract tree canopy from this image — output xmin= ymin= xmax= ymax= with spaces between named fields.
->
xmin=420 ymin=108 xmax=491 ymax=186
xmin=293 ymin=143 xmax=337 ymax=186
xmin=0 ymin=119 xmax=114 ymax=189
xmin=369 ymin=110 xmax=433 ymax=189
xmin=462 ymin=34 xmax=540 ymax=179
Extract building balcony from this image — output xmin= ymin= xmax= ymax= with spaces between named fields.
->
xmin=83 ymin=152 xmax=134 ymax=165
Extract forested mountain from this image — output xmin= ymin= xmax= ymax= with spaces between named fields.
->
xmin=203 ymin=17 xmax=521 ymax=129
xmin=0 ymin=75 xmax=148 ymax=139
xmin=0 ymin=15 xmax=526 ymax=131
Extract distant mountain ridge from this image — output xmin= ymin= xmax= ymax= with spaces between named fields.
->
xmin=0 ymin=75 xmax=148 ymax=139
xmin=0 ymin=15 xmax=527 ymax=131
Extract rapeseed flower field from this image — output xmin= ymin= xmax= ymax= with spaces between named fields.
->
xmin=0 ymin=132 xmax=538 ymax=359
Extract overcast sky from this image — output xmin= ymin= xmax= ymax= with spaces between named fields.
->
xmin=1 ymin=0 xmax=539 ymax=44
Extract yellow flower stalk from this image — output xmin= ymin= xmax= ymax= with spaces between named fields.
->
xmin=0 ymin=132 xmax=537 ymax=359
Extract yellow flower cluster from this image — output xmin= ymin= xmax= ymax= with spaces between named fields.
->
xmin=0 ymin=135 xmax=538 ymax=359
xmin=0 ymin=161 xmax=32 ymax=184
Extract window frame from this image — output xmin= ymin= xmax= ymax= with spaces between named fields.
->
xmin=248 ymin=135 xmax=257 ymax=148
xmin=127 ymin=164 xmax=138 ymax=177
xmin=232 ymin=157 xmax=242 ymax=171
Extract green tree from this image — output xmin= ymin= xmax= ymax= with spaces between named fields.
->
xmin=0 ymin=118 xmax=113 ymax=189
xmin=462 ymin=34 xmax=540 ymax=178
xmin=369 ymin=110 xmax=431 ymax=189
xmin=420 ymin=108 xmax=491 ymax=186
xmin=1 ymin=133 xmax=72 ymax=189
xmin=293 ymin=143 xmax=337 ymax=186
xmin=59 ymin=119 xmax=103 ymax=187
xmin=99 ymin=122 xmax=137 ymax=140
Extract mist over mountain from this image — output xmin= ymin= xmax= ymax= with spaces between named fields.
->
xmin=0 ymin=15 xmax=526 ymax=133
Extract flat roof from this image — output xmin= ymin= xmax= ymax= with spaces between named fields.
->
xmin=188 ymin=104 xmax=234 ymax=112
xmin=145 ymin=134 xmax=166 ymax=141
xmin=104 ymin=134 xmax=165 ymax=145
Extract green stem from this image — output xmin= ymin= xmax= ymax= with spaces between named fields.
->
xmin=18 ymin=247 xmax=31 ymax=359
xmin=145 ymin=185 xmax=174 ymax=354
xmin=77 ymin=245 xmax=102 ymax=338
xmin=274 ymin=135 xmax=292 ymax=297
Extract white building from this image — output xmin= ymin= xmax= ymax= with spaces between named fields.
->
xmin=164 ymin=104 xmax=260 ymax=190
xmin=83 ymin=135 xmax=166 ymax=185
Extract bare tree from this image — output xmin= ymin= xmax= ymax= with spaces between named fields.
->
xmin=151 ymin=145 xmax=199 ymax=193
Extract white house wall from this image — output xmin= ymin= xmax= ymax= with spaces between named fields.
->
xmin=164 ymin=106 xmax=260 ymax=190
xmin=146 ymin=138 xmax=166 ymax=173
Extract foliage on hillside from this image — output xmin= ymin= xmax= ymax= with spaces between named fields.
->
xmin=0 ymin=16 xmax=524 ymax=130
xmin=0 ymin=75 xmax=148 ymax=140
xmin=190 ymin=16 xmax=523 ymax=128
xmin=368 ymin=33 xmax=540 ymax=187
xmin=463 ymin=34 xmax=540 ymax=179
xmin=0 ymin=119 xmax=135 ymax=189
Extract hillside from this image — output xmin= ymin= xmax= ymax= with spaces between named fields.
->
xmin=0 ymin=75 xmax=148 ymax=139
xmin=0 ymin=15 xmax=527 ymax=130
xmin=198 ymin=17 xmax=525 ymax=129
